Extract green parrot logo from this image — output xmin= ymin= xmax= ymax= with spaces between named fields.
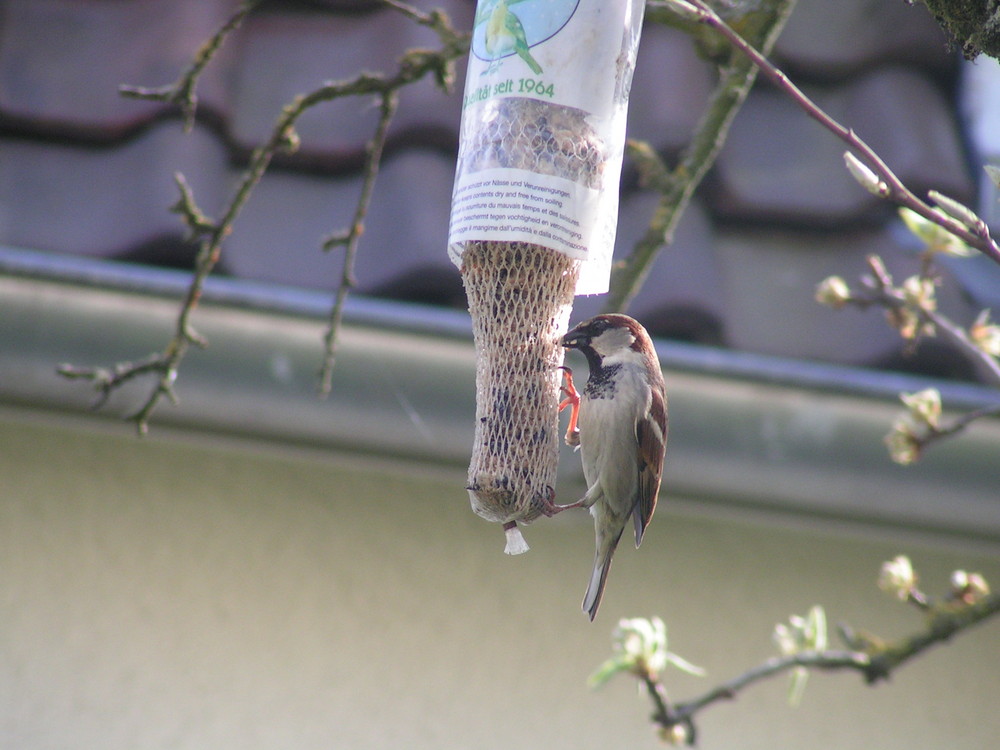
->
xmin=480 ymin=0 xmax=543 ymax=74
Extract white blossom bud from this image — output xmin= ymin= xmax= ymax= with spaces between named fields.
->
xmin=815 ymin=276 xmax=851 ymax=309
xmin=900 ymin=388 xmax=941 ymax=429
xmin=969 ymin=310 xmax=1000 ymax=358
xmin=878 ymin=555 xmax=916 ymax=601
xmin=844 ymin=152 xmax=889 ymax=196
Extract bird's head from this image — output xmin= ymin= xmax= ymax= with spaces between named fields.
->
xmin=562 ymin=314 xmax=649 ymax=367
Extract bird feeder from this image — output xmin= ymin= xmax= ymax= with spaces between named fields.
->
xmin=449 ymin=0 xmax=646 ymax=553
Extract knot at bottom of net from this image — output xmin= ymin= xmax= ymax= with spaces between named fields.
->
xmin=461 ymin=240 xmax=581 ymax=529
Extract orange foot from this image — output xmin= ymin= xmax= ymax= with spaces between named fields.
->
xmin=539 ymin=484 xmax=584 ymax=517
xmin=558 ymin=366 xmax=581 ymax=448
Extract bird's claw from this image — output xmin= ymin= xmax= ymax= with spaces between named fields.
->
xmin=539 ymin=485 xmax=584 ymax=517
xmin=558 ymin=366 xmax=582 ymax=447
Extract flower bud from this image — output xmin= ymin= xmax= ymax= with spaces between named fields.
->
xmin=878 ymin=555 xmax=916 ymax=600
xmin=844 ymin=152 xmax=888 ymax=196
xmin=815 ymin=276 xmax=851 ymax=309
xmin=884 ymin=417 xmax=921 ymax=465
xmin=901 ymin=276 xmax=937 ymax=312
xmin=969 ymin=310 xmax=1000 ymax=357
xmin=659 ymin=722 xmax=690 ymax=746
xmin=950 ymin=569 xmax=991 ymax=603
xmin=900 ymin=388 xmax=941 ymax=429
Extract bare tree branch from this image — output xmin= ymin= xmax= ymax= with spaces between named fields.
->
xmin=319 ymin=90 xmax=399 ymax=396
xmin=848 ymin=254 xmax=1000 ymax=386
xmin=119 ymin=0 xmax=263 ymax=132
xmin=58 ymin=0 xmax=469 ymax=434
xmin=610 ymin=0 xmax=1000 ymax=317
xmin=667 ymin=0 xmax=1000 ymax=264
xmin=917 ymin=403 xmax=1000 ymax=449
xmin=635 ymin=590 xmax=1000 ymax=745
xmin=816 ymin=253 xmax=1000 ymax=462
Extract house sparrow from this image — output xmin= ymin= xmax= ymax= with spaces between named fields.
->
xmin=560 ymin=314 xmax=668 ymax=620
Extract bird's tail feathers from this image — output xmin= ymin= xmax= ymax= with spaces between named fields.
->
xmin=633 ymin=507 xmax=645 ymax=548
xmin=582 ymin=530 xmax=624 ymax=621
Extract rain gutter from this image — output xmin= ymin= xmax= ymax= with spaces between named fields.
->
xmin=2 ymin=245 xmax=999 ymax=547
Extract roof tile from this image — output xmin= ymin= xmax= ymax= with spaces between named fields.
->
xmin=717 ymin=225 xmax=977 ymax=372
xmin=229 ymin=2 xmax=470 ymax=156
xmin=0 ymin=0 xmax=235 ymax=131
xmin=710 ymin=67 xmax=973 ymax=226
xmin=627 ymin=23 xmax=716 ymax=154
xmin=572 ymin=195 xmax=724 ymax=343
xmin=225 ymin=148 xmax=457 ymax=296
xmin=775 ymin=0 xmax=953 ymax=80
xmin=0 ymin=124 xmax=229 ymax=257
xmin=0 ymin=0 xmax=986 ymax=376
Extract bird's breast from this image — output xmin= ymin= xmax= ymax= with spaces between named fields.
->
xmin=577 ymin=382 xmax=646 ymax=506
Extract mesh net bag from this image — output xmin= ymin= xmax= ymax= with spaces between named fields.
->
xmin=462 ymin=240 xmax=580 ymax=554
xmin=457 ymin=97 xmax=602 ymax=554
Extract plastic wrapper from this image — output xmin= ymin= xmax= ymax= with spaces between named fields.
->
xmin=449 ymin=0 xmax=646 ymax=553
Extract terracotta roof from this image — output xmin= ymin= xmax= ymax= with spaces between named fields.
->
xmin=0 ymin=0 xmax=992 ymax=378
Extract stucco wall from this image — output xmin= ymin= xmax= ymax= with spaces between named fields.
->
xmin=1 ymin=410 xmax=998 ymax=749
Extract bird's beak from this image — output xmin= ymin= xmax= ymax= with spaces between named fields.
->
xmin=562 ymin=325 xmax=583 ymax=349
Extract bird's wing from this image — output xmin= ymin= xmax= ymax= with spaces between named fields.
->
xmin=633 ymin=384 xmax=667 ymax=546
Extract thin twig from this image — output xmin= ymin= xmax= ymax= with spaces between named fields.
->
xmin=863 ymin=592 xmax=1000 ymax=682
xmin=848 ymin=255 xmax=1000 ymax=386
xmin=119 ymin=0 xmax=262 ymax=132
xmin=919 ymin=403 xmax=1000 ymax=453
xmin=57 ymin=354 xmax=179 ymax=411
xmin=671 ymin=0 xmax=1000 ymax=265
xmin=59 ymin=0 xmax=470 ymax=434
xmin=674 ymin=650 xmax=871 ymax=715
xmin=319 ymin=91 xmax=400 ymax=396
xmin=924 ymin=308 xmax=1000 ymax=384
xmin=645 ymin=591 xmax=1000 ymax=743
xmin=822 ymin=255 xmax=1000 ymax=460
